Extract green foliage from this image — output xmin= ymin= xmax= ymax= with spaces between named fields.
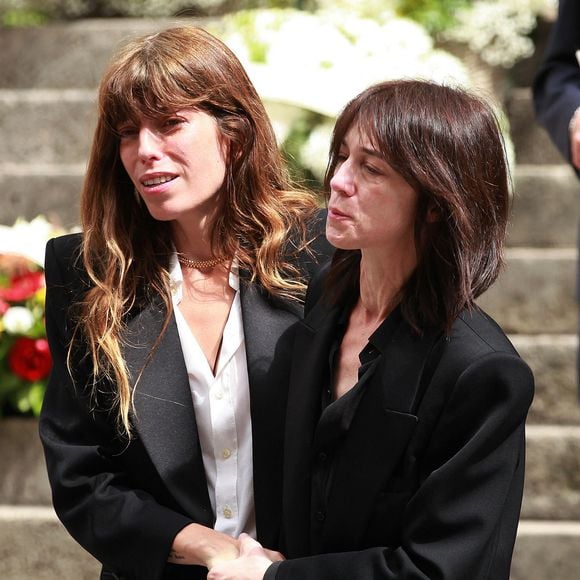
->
xmin=1 ymin=8 xmax=47 ymax=26
xmin=396 ymin=0 xmax=471 ymax=34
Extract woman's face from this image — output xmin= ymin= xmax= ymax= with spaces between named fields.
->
xmin=118 ymin=109 xmax=227 ymax=225
xmin=327 ymin=124 xmax=419 ymax=261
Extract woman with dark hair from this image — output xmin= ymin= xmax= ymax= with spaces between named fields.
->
xmin=39 ymin=26 xmax=328 ymax=580
xmin=208 ymin=79 xmax=535 ymax=580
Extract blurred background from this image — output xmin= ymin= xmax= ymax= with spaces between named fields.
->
xmin=0 ymin=1 xmax=578 ymax=578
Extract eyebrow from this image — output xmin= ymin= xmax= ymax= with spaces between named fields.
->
xmin=340 ymin=138 xmax=383 ymax=159
xmin=361 ymin=146 xmax=384 ymax=160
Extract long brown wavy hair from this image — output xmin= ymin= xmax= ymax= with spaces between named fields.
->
xmin=74 ymin=25 xmax=318 ymax=436
xmin=324 ymin=80 xmax=511 ymax=334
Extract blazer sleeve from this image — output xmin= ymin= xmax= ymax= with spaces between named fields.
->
xmin=39 ymin=237 xmax=193 ymax=580
xmin=268 ymin=350 xmax=534 ymax=580
xmin=533 ymin=0 xmax=580 ymax=173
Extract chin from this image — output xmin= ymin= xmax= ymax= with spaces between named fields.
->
xmin=326 ymin=233 xmax=354 ymax=251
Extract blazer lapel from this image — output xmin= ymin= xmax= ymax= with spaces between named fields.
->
xmin=122 ymin=301 xmax=213 ymax=526
xmin=240 ymin=281 xmax=303 ymax=547
xmin=282 ymin=299 xmax=342 ymax=557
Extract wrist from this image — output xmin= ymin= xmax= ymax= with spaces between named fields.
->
xmin=170 ymin=523 xmax=238 ymax=567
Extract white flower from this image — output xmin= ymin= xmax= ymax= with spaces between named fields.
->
xmin=0 ymin=216 xmax=62 ymax=266
xmin=442 ymin=0 xmax=549 ymax=68
xmin=218 ymin=9 xmax=472 ymax=118
xmin=299 ymin=121 xmax=335 ymax=182
xmin=3 ymin=306 xmax=35 ymax=334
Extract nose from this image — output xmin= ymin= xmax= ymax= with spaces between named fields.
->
xmin=137 ymin=128 xmax=163 ymax=162
xmin=329 ymin=159 xmax=355 ymax=196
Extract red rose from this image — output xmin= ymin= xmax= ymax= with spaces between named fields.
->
xmin=8 ymin=337 xmax=52 ymax=382
xmin=0 ymin=271 xmax=44 ymax=302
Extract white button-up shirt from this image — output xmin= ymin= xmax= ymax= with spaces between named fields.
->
xmin=170 ymin=254 xmax=256 ymax=538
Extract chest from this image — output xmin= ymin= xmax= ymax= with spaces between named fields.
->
xmin=333 ymin=313 xmax=381 ymax=400
xmin=178 ymin=283 xmax=235 ymax=373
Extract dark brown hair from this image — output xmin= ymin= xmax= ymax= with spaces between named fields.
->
xmin=324 ymin=79 xmax=511 ymax=333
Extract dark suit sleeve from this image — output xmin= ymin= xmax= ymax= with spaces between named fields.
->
xmin=272 ymin=351 xmax=534 ymax=579
xmin=39 ymin=237 xmax=193 ymax=580
xmin=533 ymin=0 xmax=580 ymax=172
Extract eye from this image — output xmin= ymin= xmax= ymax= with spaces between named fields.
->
xmin=116 ymin=124 xmax=138 ymax=139
xmin=363 ymin=163 xmax=383 ymax=176
xmin=161 ymin=116 xmax=185 ymax=132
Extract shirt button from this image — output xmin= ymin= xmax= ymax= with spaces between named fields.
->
xmin=214 ymin=390 xmax=224 ymax=400
xmin=315 ymin=510 xmax=326 ymax=522
xmin=221 ymin=448 xmax=232 ymax=459
xmin=318 ymin=452 xmax=327 ymax=463
xmin=223 ymin=506 xmax=233 ymax=519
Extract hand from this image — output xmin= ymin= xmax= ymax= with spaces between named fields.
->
xmin=168 ymin=523 xmax=239 ymax=567
xmin=207 ymin=533 xmax=284 ymax=580
xmin=570 ymin=107 xmax=580 ymax=170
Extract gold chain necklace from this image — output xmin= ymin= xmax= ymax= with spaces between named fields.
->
xmin=177 ymin=255 xmax=228 ymax=270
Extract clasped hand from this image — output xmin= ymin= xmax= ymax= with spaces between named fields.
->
xmin=207 ymin=533 xmax=284 ymax=580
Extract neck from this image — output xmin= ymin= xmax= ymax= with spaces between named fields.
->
xmin=358 ymin=248 xmax=416 ymax=317
xmin=171 ymin=218 xmax=213 ymax=260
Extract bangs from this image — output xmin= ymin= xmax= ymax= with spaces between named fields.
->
xmin=101 ymin=51 xmax=205 ymax=131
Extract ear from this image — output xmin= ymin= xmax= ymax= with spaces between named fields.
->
xmin=426 ymin=200 xmax=440 ymax=223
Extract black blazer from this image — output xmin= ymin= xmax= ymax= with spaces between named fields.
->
xmin=39 ymin=231 xmax=330 ymax=580
xmin=268 ymin=268 xmax=535 ymax=580
xmin=533 ymin=0 xmax=580 ymax=175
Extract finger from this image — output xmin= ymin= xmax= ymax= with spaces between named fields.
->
xmin=263 ymin=548 xmax=285 ymax=562
xmin=239 ymin=533 xmax=264 ymax=557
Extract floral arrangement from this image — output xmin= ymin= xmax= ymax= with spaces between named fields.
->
xmin=0 ymin=217 xmax=65 ymax=416
xmin=210 ymin=7 xmax=520 ymax=186
xmin=441 ymin=0 xmax=558 ymax=68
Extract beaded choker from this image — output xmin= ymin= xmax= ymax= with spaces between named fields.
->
xmin=177 ymin=255 xmax=227 ymax=270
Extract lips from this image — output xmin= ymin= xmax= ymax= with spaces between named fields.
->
xmin=141 ymin=174 xmax=177 ymax=187
xmin=328 ymin=206 xmax=349 ymax=219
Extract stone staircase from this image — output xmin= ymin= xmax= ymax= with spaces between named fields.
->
xmin=0 ymin=17 xmax=578 ymax=580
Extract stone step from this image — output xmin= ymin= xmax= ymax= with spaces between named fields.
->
xmin=0 ymin=90 xmax=95 ymax=165
xmin=1 ymin=164 xmax=84 ymax=229
xmin=510 ymin=164 xmax=578 ymax=248
xmin=522 ymin=426 xmax=580 ymax=520
xmin=0 ymin=506 xmax=576 ymax=580
xmin=0 ymin=505 xmax=100 ymax=579
xmin=0 ymin=19 xmax=185 ymax=90
xmin=477 ymin=247 xmax=577 ymax=334
xmin=510 ymin=521 xmax=580 ymax=580
xmin=512 ymin=335 xmax=579 ymax=426
xmin=507 ymin=87 xmax=568 ymax=165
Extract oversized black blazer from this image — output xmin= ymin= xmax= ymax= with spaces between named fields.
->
xmin=533 ymin=0 xmax=580 ymax=176
xmin=267 ymin=267 xmax=535 ymax=580
xmin=39 ymin=231 xmax=330 ymax=580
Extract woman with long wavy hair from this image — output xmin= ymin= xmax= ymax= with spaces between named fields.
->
xmin=39 ymin=26 xmax=328 ymax=580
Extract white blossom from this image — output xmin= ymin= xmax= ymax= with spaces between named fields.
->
xmin=299 ymin=121 xmax=335 ymax=182
xmin=3 ymin=306 xmax=35 ymax=334
xmin=0 ymin=216 xmax=62 ymax=267
xmin=442 ymin=0 xmax=552 ymax=68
